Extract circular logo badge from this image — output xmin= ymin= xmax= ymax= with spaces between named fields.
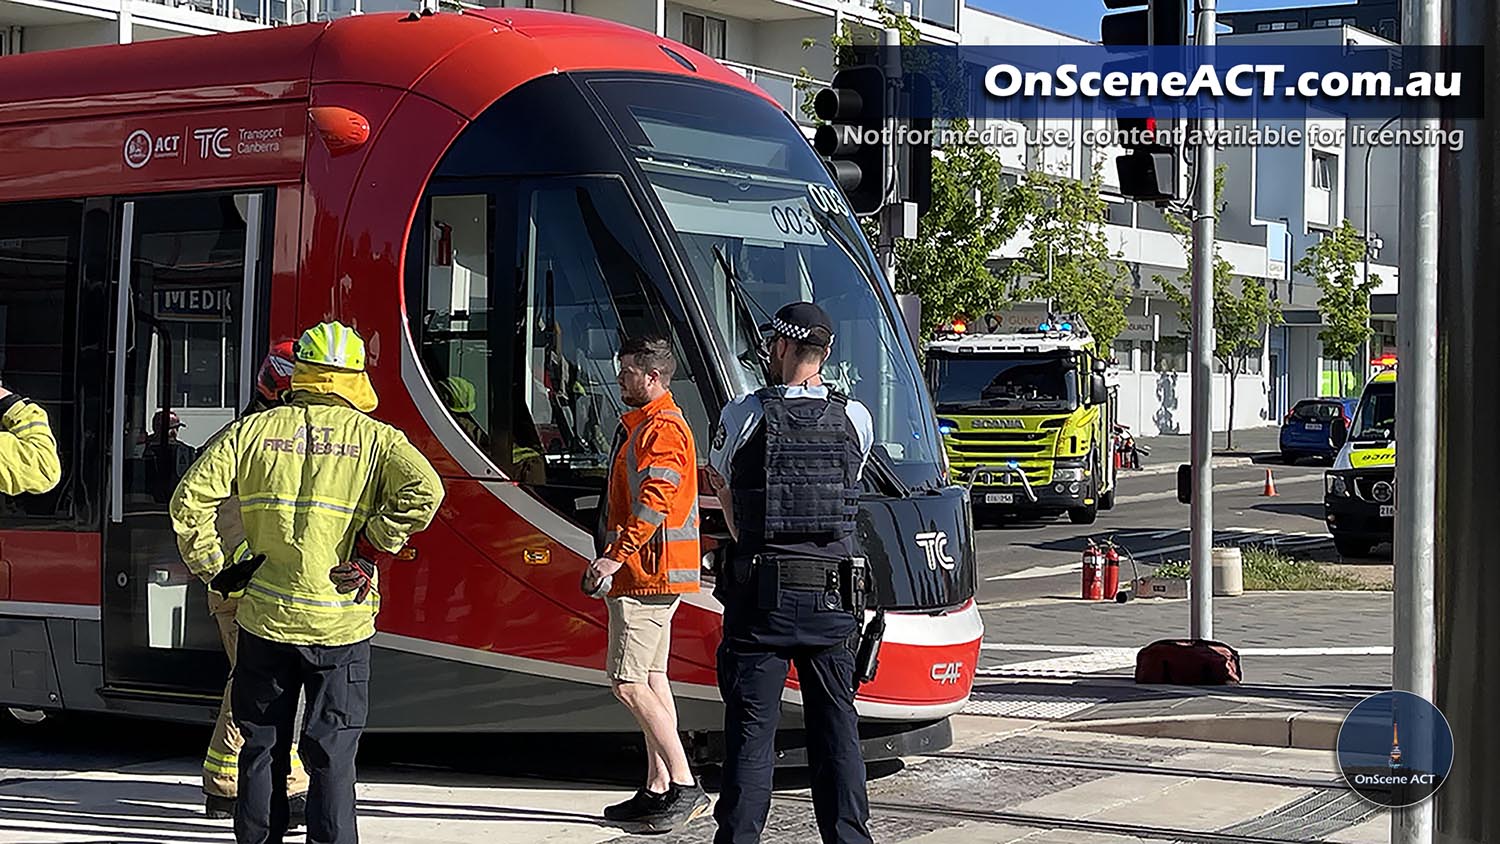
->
xmin=123 ymin=129 xmax=153 ymax=169
xmin=1372 ymin=481 xmax=1394 ymax=503
xmin=1336 ymin=690 xmax=1453 ymax=807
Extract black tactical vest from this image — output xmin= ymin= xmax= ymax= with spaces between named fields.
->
xmin=730 ymin=387 xmax=863 ymax=549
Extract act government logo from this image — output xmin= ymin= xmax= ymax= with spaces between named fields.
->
xmin=1336 ymin=690 xmax=1454 ymax=808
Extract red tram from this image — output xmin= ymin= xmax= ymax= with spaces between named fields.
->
xmin=0 ymin=10 xmax=980 ymax=758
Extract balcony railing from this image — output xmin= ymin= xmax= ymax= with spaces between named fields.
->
xmin=143 ymin=0 xmax=365 ymax=27
xmin=860 ymin=0 xmax=959 ymax=32
xmin=722 ymin=61 xmax=825 ymax=126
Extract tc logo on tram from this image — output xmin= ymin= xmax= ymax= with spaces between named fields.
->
xmin=914 ymin=530 xmax=957 ymax=572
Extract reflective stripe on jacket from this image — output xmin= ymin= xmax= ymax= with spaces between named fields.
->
xmin=0 ymin=396 xmax=61 ymax=496
xmin=169 ymin=393 xmax=444 ymax=646
xmin=602 ymin=391 xmax=700 ymax=597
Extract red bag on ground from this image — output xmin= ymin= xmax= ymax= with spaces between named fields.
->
xmin=1134 ymin=639 xmax=1243 ymax=685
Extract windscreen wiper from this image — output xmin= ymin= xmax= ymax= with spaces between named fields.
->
xmin=711 ymin=244 xmax=775 ymax=378
xmin=864 ymin=444 xmax=912 ymax=499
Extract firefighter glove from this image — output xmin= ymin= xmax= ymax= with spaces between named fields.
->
xmin=211 ymin=552 xmax=266 ymax=599
xmin=330 ymin=556 xmax=376 ymax=604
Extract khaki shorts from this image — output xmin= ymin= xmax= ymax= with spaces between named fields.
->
xmin=606 ymin=594 xmax=680 ymax=683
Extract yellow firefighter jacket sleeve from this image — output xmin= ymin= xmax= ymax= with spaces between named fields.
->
xmin=169 ymin=394 xmax=445 ymax=646
xmin=0 ymin=397 xmax=62 ymax=496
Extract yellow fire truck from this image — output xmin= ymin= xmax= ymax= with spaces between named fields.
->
xmin=925 ymin=314 xmax=1119 ymax=524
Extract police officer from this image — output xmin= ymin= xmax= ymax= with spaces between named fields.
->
xmin=170 ymin=321 xmax=444 ymax=844
xmin=705 ymin=302 xmax=875 ymax=844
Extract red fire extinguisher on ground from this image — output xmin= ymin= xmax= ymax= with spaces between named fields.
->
xmin=1081 ymin=540 xmax=1104 ymax=601
xmin=1102 ymin=540 xmax=1121 ymax=600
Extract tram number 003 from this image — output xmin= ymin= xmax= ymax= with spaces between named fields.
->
xmin=770 ymin=203 xmax=818 ymax=237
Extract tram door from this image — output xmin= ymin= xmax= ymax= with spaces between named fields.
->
xmin=101 ymin=192 xmax=267 ymax=696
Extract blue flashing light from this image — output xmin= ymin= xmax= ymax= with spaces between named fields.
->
xmin=1007 ymin=460 xmax=1020 ymax=468
xmin=937 ymin=418 xmax=958 ymax=436
xmin=1038 ymin=322 xmax=1051 ymax=331
xmin=1060 ymin=322 xmax=1072 ymax=331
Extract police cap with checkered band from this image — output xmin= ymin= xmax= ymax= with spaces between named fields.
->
xmin=764 ymin=302 xmax=835 ymax=348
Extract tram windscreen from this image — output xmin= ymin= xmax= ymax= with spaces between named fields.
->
xmin=591 ymin=79 xmax=943 ymax=489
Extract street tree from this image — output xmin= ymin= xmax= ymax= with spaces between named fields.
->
xmin=1002 ymin=165 xmax=1130 ymax=353
xmin=1296 ymin=219 xmax=1378 ymax=396
xmin=1158 ymin=164 xmax=1284 ymax=450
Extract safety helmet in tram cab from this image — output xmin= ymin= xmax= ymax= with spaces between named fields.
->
xmin=294 ymin=320 xmax=368 ymax=372
xmin=256 ymin=340 xmax=297 ymax=402
xmin=437 ymin=376 xmax=478 ymax=413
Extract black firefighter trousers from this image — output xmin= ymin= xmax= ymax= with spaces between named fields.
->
xmin=233 ymin=629 xmax=371 ymax=844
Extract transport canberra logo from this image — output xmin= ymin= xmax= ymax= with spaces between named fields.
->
xmin=123 ymin=125 xmax=287 ymax=169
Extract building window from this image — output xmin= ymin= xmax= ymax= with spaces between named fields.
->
xmin=682 ymin=11 xmax=726 ymax=59
xmin=1312 ymin=152 xmax=1333 ymax=189
xmin=1156 ymin=337 xmax=1188 ymax=373
xmin=1112 ymin=340 xmax=1135 ymax=371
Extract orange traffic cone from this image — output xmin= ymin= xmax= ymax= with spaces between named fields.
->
xmin=1262 ymin=468 xmax=1278 ymax=497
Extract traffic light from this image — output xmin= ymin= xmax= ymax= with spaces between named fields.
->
xmin=814 ymin=65 xmax=888 ymax=215
xmin=1114 ymin=110 xmax=1182 ymax=203
xmin=1102 ymin=0 xmax=1189 ymax=203
xmin=1101 ymin=0 xmax=1187 ymax=47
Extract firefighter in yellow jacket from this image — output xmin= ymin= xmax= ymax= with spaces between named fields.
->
xmin=0 ymin=378 xmax=61 ymax=496
xmin=199 ymin=341 xmax=310 ymax=824
xmin=169 ymin=321 xmax=444 ymax=844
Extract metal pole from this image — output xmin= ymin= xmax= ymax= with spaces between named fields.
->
xmin=879 ymin=26 xmax=901 ymax=288
xmin=1392 ymin=0 xmax=1438 ymax=841
xmin=1436 ymin=2 xmax=1500 ymax=837
xmin=1188 ymin=0 xmax=1217 ymax=641
xmin=1362 ymin=114 xmax=1399 ymax=390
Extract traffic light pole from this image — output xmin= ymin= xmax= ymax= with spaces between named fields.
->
xmin=1188 ymin=0 xmax=1216 ymax=641
xmin=1392 ymin=0 xmax=1440 ymax=841
xmin=879 ymin=25 xmax=901 ymax=288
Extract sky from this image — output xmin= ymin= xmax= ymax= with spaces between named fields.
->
xmin=967 ymin=0 xmax=1358 ymax=41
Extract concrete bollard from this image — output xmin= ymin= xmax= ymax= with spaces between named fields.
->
xmin=1212 ymin=546 xmax=1244 ymax=597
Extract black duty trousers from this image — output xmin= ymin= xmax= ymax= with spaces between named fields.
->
xmin=713 ymin=587 xmax=873 ymax=844
xmin=232 ymin=629 xmax=371 ymax=844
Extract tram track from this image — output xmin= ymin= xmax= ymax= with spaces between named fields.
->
xmin=776 ymin=792 xmax=1330 ymax=844
xmin=920 ymin=750 xmax=1349 ymax=791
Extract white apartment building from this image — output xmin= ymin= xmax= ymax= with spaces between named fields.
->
xmin=0 ymin=0 xmax=1397 ymax=437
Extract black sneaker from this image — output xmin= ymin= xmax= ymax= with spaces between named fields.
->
xmin=638 ymin=782 xmax=711 ymax=833
xmin=204 ymin=794 xmax=235 ymax=820
xmin=288 ymin=793 xmax=307 ymax=829
xmin=603 ymin=788 xmax=668 ymax=822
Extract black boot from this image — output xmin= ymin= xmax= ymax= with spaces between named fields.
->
xmin=288 ymin=793 xmax=307 ymax=829
xmin=204 ymin=793 xmax=235 ymax=820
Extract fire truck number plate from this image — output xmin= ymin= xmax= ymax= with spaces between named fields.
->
xmin=985 ymin=493 xmax=1014 ymax=504
xmin=1379 ymin=504 xmax=1395 ymax=517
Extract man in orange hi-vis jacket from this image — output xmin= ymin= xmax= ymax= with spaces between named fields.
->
xmin=582 ymin=335 xmax=710 ymax=834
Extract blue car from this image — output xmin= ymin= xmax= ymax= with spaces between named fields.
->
xmin=1280 ymin=397 xmax=1359 ymax=463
